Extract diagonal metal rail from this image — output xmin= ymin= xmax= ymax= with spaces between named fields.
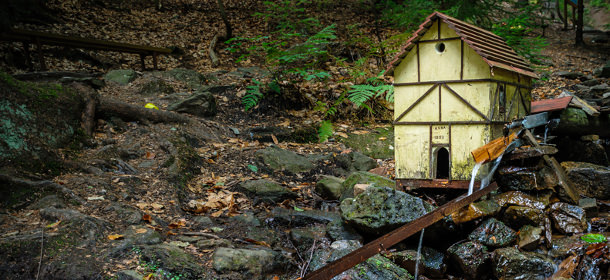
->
xmin=303 ymin=182 xmax=498 ymax=280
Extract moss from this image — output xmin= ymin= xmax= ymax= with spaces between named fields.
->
xmin=339 ymin=126 xmax=394 ymax=159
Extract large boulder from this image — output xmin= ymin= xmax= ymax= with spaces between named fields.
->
xmin=339 ymin=171 xmax=396 ymax=201
xmin=497 ymin=166 xmax=558 ymax=191
xmin=492 ymin=247 xmax=554 ymax=280
xmin=340 ymin=186 xmax=431 ymax=235
xmin=549 ymin=202 xmax=587 ymax=234
xmin=168 ymin=90 xmax=217 ymax=117
xmin=451 ymin=198 xmax=500 ymax=224
xmin=468 ymin=218 xmax=517 ymax=247
xmin=237 ymin=179 xmax=297 ymax=203
xmin=561 ymin=161 xmax=610 ymax=200
xmin=255 ymin=146 xmax=315 ymax=174
xmin=139 ymin=244 xmax=203 ymax=279
xmin=502 ymin=205 xmax=544 ymax=228
xmin=517 ymin=225 xmax=543 ymax=251
xmin=310 ymin=240 xmax=411 ymax=280
xmin=555 ymin=137 xmax=609 ymax=166
xmin=315 ymin=175 xmax=345 ymax=200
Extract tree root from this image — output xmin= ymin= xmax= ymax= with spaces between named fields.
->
xmin=0 ymin=174 xmax=87 ymax=206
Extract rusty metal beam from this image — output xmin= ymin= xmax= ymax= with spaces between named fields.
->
xmin=397 ymin=179 xmax=473 ymax=190
xmin=303 ymin=182 xmax=498 ymax=280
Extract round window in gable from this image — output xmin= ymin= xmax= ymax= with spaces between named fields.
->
xmin=435 ymin=42 xmax=446 ymax=53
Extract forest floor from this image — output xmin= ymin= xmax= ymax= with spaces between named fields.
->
xmin=1 ymin=1 xmax=609 ymax=279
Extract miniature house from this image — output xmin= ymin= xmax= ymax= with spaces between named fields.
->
xmin=387 ymin=11 xmax=538 ymax=189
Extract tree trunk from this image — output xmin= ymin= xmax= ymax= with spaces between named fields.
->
xmin=575 ymin=0 xmax=584 ymax=46
xmin=217 ymin=0 xmax=232 ymax=41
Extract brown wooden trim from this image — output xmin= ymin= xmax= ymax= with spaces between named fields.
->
xmin=448 ymin=124 xmax=452 ymax=180
xmin=394 ymin=84 xmax=438 ymax=123
xmin=394 ymin=121 xmax=507 ymax=125
xmin=416 ymin=43 xmax=421 ymax=82
xmin=397 ymin=179 xmax=476 ymax=190
xmin=429 ymin=125 xmax=433 ymax=178
xmin=460 ymin=40 xmax=464 ymax=80
xmin=442 ymin=84 xmax=490 ymax=121
xmin=418 ymin=37 xmax=461 ymax=43
xmin=438 ymin=84 xmax=442 ymax=121
xmin=393 ymin=79 xmax=531 ymax=89
xmin=437 ymin=18 xmax=441 ymax=39
xmin=490 ymin=82 xmax=499 ymax=121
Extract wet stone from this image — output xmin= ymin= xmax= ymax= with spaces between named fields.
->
xmin=468 ymin=218 xmax=517 ymax=247
xmin=310 ymin=240 xmax=411 ymax=280
xmin=290 ymin=226 xmax=327 ymax=253
xmin=556 ymin=138 xmax=609 ymax=166
xmin=315 ymin=175 xmax=345 ymax=200
xmin=492 ymin=247 xmax=554 ymax=280
xmin=326 ymin=219 xmax=363 ymax=242
xmin=550 ymin=234 xmax=589 ymax=258
xmin=446 ymin=241 xmax=491 ymax=279
xmin=387 ymin=247 xmax=446 ymax=278
xmin=579 ymin=197 xmax=598 ymax=217
xmin=518 ymin=225 xmax=543 ymax=251
xmin=451 ymin=199 xmax=500 ymax=224
xmin=549 ymin=202 xmax=587 ymax=234
xmin=493 ymin=191 xmax=547 ymax=210
xmin=497 ymin=166 xmax=557 ymax=191
xmin=503 ymin=205 xmax=544 ymax=228
xmin=340 ymin=186 xmax=431 ymax=236
xmin=561 ymin=161 xmax=610 ymax=200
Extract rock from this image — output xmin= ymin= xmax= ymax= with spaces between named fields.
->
xmin=550 ymin=234 xmax=589 ymax=258
xmin=497 ymin=166 xmax=558 ymax=191
xmin=340 ymin=186 xmax=431 ymax=235
xmin=140 ymin=244 xmax=203 ymax=279
xmin=116 ymin=270 xmax=145 ymax=280
xmin=446 ymin=241 xmax=491 ymax=279
xmin=326 ymin=219 xmax=363 ymax=242
xmin=590 ymin=83 xmax=609 ymax=94
xmin=212 ymin=247 xmax=285 ymax=277
xmin=290 ymin=226 xmax=327 ymax=252
xmin=518 ymin=225 xmax=543 ymax=251
xmin=555 ymin=137 xmax=609 ymax=166
xmin=26 ymin=195 xmax=66 ymax=209
xmin=229 ymin=212 xmax=261 ymax=227
xmin=163 ymin=68 xmax=208 ymax=89
xmin=468 ymin=218 xmax=517 ymax=247
xmin=237 ymin=179 xmax=297 ymax=203
xmin=335 ymin=151 xmax=378 ymax=175
xmin=255 ymin=146 xmax=315 ymax=174
xmin=340 ymin=126 xmax=394 ymax=159
xmin=549 ymin=202 xmax=587 ymax=234
xmin=559 ymin=107 xmax=589 ymax=129
xmin=271 ymin=207 xmax=341 ymax=227
xmin=310 ymin=240 xmax=411 ymax=280
xmin=104 ymin=69 xmax=136 ymax=85
xmin=139 ymin=79 xmax=174 ymax=96
xmin=578 ymin=197 xmax=598 ymax=217
xmin=167 ymin=90 xmax=217 ymax=117
xmin=492 ymin=247 xmax=554 ymax=280
xmin=104 ymin=203 xmax=142 ymax=225
xmin=339 ymin=171 xmax=396 ymax=201
xmin=561 ymin=161 xmax=610 ymax=200
xmin=503 ymin=205 xmax=544 ymax=228
xmin=315 ymin=175 xmax=345 ymax=200
xmin=556 ymin=71 xmax=585 ymax=79
xmin=191 ymin=216 xmax=214 ymax=227
xmin=387 ymin=247 xmax=446 ymax=278
xmin=582 ymin=79 xmax=601 ymax=87
xmin=196 ymin=238 xmax=232 ymax=249
xmin=594 ymin=60 xmax=610 ymax=78
xmin=493 ymin=191 xmax=548 ymax=210
xmin=451 ymin=198 xmax=500 ymax=224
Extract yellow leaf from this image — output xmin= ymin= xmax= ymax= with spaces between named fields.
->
xmin=46 ymin=220 xmax=61 ymax=228
xmin=336 ymin=132 xmax=349 ymax=138
xmin=135 ymin=228 xmax=147 ymax=234
xmin=108 ymin=234 xmax=124 ymax=240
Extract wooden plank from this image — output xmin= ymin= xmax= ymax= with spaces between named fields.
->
xmin=471 ymin=132 xmax=517 ymax=164
xmin=522 ymin=129 xmax=579 ymax=203
xmin=304 ymin=183 xmax=498 ymax=280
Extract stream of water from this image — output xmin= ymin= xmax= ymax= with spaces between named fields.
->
xmin=413 ymin=228 xmax=425 ymax=280
xmin=467 ymin=162 xmax=483 ymax=196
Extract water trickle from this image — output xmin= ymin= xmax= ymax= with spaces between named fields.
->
xmin=468 ymin=162 xmax=483 ymax=196
xmin=544 ymin=125 xmax=549 ymax=144
xmin=414 ymin=229 xmax=425 ymax=280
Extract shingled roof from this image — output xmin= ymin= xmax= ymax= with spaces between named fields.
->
xmin=387 ymin=11 xmax=538 ymax=79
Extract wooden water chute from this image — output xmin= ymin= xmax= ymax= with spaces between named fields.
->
xmin=387 ymin=11 xmax=539 ymax=190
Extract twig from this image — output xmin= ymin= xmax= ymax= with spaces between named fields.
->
xmin=181 ymin=232 xmax=220 ymax=239
xmin=36 ymin=228 xmax=44 ymax=280
xmin=302 ymin=239 xmax=316 ymax=278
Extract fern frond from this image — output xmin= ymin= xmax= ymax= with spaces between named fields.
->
xmin=318 ymin=120 xmax=334 ymax=143
xmin=242 ymin=82 xmax=264 ymax=111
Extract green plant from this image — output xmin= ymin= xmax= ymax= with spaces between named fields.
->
xmin=131 ymin=246 xmax=184 ymax=280
xmin=347 ymin=71 xmax=394 ymax=112
xmin=242 ymin=79 xmax=265 ymax=111
xmin=490 ymin=4 xmax=548 ymax=63
xmin=317 ymin=120 xmax=333 ymax=142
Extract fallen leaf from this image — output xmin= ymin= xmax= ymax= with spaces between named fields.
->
xmin=145 ymin=151 xmax=155 ymax=159
xmin=168 ymin=220 xmax=187 ymax=229
xmin=142 ymin=214 xmax=152 ymax=222
xmin=378 ymin=137 xmax=387 ymax=141
xmin=336 ymin=132 xmax=348 ymax=138
xmin=271 ymin=134 xmax=279 ymax=144
xmin=352 ymin=130 xmax=369 ymax=135
xmin=245 ymin=238 xmax=271 ymax=247
xmin=151 ymin=203 xmax=164 ymax=210
xmin=135 ymin=228 xmax=148 ymax=234
xmin=46 ymin=220 xmax=62 ymax=228
xmin=108 ymin=234 xmax=124 ymax=240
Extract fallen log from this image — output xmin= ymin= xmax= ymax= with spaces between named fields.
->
xmin=98 ymin=96 xmax=190 ymax=124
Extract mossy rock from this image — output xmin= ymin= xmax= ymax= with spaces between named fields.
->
xmin=339 ymin=126 xmax=394 ymax=159
xmin=339 ymin=171 xmax=395 ymax=201
xmin=140 ymin=244 xmax=203 ymax=279
xmin=104 ymin=69 xmax=137 ymax=85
